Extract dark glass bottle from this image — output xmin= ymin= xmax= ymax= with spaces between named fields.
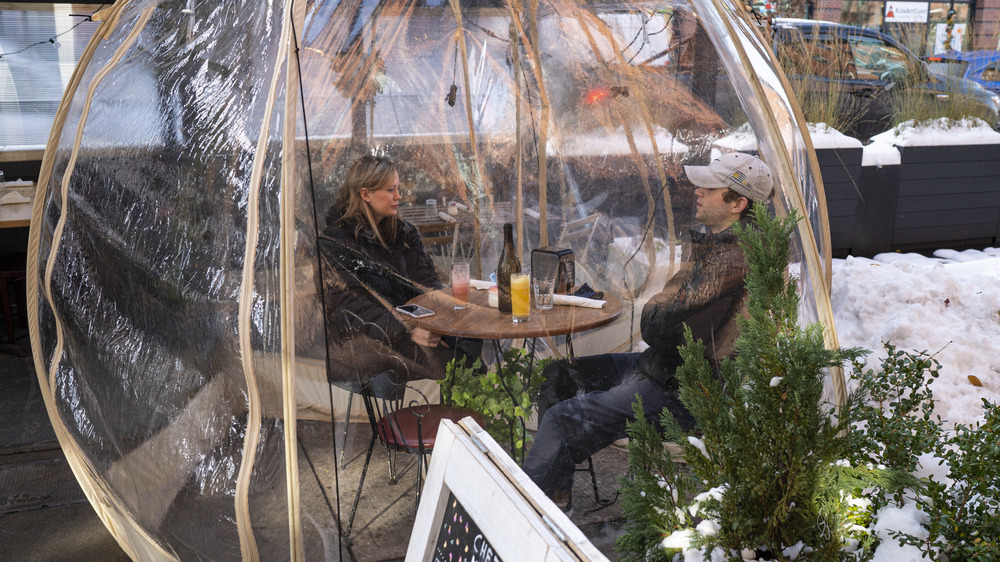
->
xmin=496 ymin=223 xmax=521 ymax=314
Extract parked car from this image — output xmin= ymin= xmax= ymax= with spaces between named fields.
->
xmin=772 ymin=19 xmax=1000 ymax=140
xmin=925 ymin=50 xmax=1000 ymax=94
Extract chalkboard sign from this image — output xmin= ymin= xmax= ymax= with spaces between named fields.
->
xmin=406 ymin=417 xmax=607 ymax=561
xmin=434 ymin=492 xmax=502 ymax=562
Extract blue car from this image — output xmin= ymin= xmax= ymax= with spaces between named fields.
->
xmin=925 ymin=51 xmax=1000 ymax=95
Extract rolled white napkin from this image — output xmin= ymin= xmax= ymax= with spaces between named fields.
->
xmin=470 ymin=279 xmax=493 ymax=290
xmin=437 ymin=211 xmax=457 ymax=223
xmin=553 ymin=294 xmax=605 ymax=308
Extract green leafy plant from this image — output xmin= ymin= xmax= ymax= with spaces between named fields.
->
xmin=848 ymin=344 xmax=943 ymax=474
xmin=616 ymin=205 xmax=999 ymax=560
xmin=617 ymin=397 xmax=695 ymax=562
xmin=617 ymin=205 xmax=868 ymax=560
xmin=894 ymin=399 xmax=1000 ymax=560
xmin=439 ymin=349 xmax=549 ymax=461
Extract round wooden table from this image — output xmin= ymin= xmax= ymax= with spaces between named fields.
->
xmin=404 ymin=288 xmax=622 ymax=340
xmin=405 ymin=288 xmax=621 ymax=463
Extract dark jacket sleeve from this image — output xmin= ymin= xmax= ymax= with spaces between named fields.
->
xmin=318 ymin=236 xmax=414 ymax=352
xmin=640 ymin=242 xmax=748 ymax=359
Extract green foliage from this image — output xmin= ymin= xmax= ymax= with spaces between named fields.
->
xmin=847 ymin=344 xmax=943 ymax=474
xmin=894 ymin=399 xmax=1000 ymax=560
xmin=616 ymin=397 xmax=694 ymax=562
xmin=617 ymin=204 xmax=869 ymax=560
xmin=690 ymin=205 xmax=865 ymax=554
xmin=614 ymin=204 xmax=1000 ymax=560
xmin=439 ymin=349 xmax=549 ymax=461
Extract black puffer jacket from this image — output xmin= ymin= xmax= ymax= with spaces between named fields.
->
xmin=636 ymin=221 xmax=750 ymax=387
xmin=319 ymin=213 xmax=439 ymax=351
xmin=319 ymin=213 xmax=481 ymax=383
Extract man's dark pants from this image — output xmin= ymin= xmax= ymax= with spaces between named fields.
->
xmin=523 ymin=353 xmax=689 ymax=498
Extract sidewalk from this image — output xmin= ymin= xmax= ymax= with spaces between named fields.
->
xmin=0 ymin=338 xmax=130 ymax=561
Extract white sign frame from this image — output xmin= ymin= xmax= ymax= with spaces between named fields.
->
xmin=884 ymin=1 xmax=929 ymax=23
xmin=406 ymin=418 xmax=608 ymax=561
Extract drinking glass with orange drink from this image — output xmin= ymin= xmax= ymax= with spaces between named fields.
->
xmin=510 ymin=272 xmax=530 ymax=322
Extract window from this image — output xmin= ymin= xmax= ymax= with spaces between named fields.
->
xmin=775 ymin=33 xmax=856 ymax=79
xmin=981 ymin=62 xmax=1000 ymax=82
xmin=0 ymin=3 xmax=102 ymax=151
xmin=849 ymin=35 xmax=910 ymax=81
xmin=926 ymin=58 xmax=969 ymax=78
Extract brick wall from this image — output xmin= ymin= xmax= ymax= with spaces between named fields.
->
xmin=974 ymin=0 xmax=1000 ymax=50
xmin=814 ymin=0 xmax=843 ymax=22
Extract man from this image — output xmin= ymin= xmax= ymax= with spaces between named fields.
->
xmin=522 ymin=152 xmax=774 ymax=510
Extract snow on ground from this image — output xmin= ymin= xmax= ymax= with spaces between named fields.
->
xmin=832 ymin=247 xmax=1000 ymax=428
xmin=831 ymin=246 xmax=1000 ymax=561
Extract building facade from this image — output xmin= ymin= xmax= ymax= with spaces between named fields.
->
xmin=811 ymin=0 xmax=999 ymax=54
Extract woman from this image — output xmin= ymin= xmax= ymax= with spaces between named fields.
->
xmin=319 ymin=154 xmax=477 ymax=383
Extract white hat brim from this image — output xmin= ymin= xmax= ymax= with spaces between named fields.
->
xmin=683 ymin=164 xmax=728 ymax=189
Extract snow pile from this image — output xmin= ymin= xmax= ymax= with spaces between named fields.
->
xmin=869 ymin=117 xmax=1000 ymax=146
xmin=831 ymin=247 xmax=1000 ymax=561
xmin=713 ymin=122 xmax=759 ymax=153
xmin=807 ymin=123 xmax=864 ymax=150
xmin=861 ymin=139 xmax=901 ymax=168
xmin=832 ymin=248 xmax=1000 ymax=427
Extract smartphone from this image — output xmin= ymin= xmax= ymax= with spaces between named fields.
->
xmin=395 ymin=304 xmax=435 ymax=318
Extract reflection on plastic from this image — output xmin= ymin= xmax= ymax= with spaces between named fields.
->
xmin=29 ymin=0 xmax=833 ymax=559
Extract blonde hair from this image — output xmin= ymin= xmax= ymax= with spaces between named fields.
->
xmin=333 ymin=154 xmax=400 ymax=248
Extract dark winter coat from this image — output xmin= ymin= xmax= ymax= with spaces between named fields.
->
xmin=636 ymin=221 xmax=750 ymax=387
xmin=318 ymin=213 xmax=448 ymax=382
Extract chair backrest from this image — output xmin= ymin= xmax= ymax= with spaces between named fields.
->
xmin=417 ymin=221 xmax=459 ymax=255
xmin=556 ymin=213 xmax=601 ymax=247
xmin=339 ymin=310 xmax=424 ymax=451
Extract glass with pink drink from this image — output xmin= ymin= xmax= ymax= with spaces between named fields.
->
xmin=451 ymin=262 xmax=470 ymax=309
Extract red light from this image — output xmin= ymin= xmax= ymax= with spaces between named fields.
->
xmin=583 ymin=87 xmax=611 ymax=105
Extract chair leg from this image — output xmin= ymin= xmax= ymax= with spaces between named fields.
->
xmin=577 ymin=456 xmax=617 ymax=512
xmin=387 ymin=449 xmax=398 ymax=484
xmin=345 ymin=433 xmax=378 ymax=542
xmin=338 ymin=391 xmax=355 ymax=468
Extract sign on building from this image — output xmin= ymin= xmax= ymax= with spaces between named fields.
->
xmin=934 ymin=23 xmax=966 ymax=52
xmin=885 ymin=1 xmax=929 ymax=23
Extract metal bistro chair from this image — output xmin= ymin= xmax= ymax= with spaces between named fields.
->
xmin=416 ymin=220 xmax=461 ymax=279
xmin=333 ymin=311 xmax=484 ymax=542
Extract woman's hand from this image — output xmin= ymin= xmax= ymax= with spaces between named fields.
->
xmin=410 ymin=327 xmax=442 ymax=348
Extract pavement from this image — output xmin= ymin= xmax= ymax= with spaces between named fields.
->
xmin=0 ymin=335 xmax=131 ymax=562
xmin=0 ymin=329 xmax=627 ymax=561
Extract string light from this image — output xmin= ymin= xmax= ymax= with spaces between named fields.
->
xmin=0 ymin=4 xmax=106 ymax=62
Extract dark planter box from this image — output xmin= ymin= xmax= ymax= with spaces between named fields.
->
xmin=815 ymin=146 xmax=863 ymax=256
xmin=894 ymin=144 xmax=1000 ymax=249
xmin=854 ymin=163 xmax=901 ymax=257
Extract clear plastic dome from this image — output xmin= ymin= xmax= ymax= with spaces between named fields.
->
xmin=28 ymin=0 xmax=842 ymax=559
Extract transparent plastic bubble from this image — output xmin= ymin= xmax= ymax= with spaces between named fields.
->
xmin=30 ymin=0 xmax=839 ymax=559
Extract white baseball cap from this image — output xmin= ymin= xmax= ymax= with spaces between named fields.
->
xmin=684 ymin=152 xmax=774 ymax=202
